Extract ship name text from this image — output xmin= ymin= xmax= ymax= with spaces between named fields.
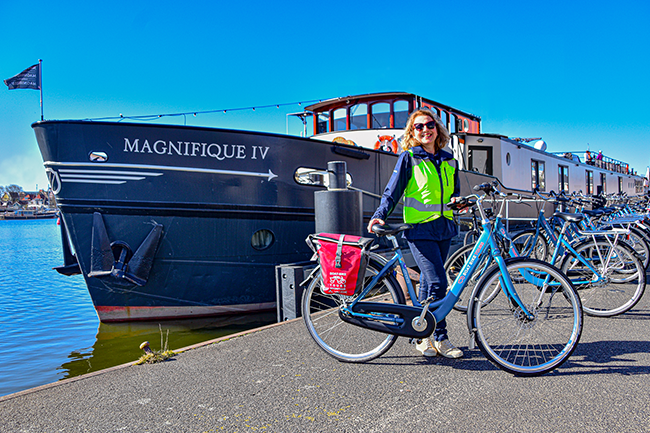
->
xmin=123 ymin=138 xmax=270 ymax=161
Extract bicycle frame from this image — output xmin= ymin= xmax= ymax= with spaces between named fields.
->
xmin=343 ymin=197 xmax=536 ymax=326
xmin=525 ymin=203 xmax=630 ymax=287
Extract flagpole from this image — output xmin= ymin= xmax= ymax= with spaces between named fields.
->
xmin=39 ymin=59 xmax=43 ymax=121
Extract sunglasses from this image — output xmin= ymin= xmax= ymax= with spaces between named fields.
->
xmin=413 ymin=121 xmax=436 ymax=131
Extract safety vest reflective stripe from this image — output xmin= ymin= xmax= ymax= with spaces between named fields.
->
xmin=404 ymin=197 xmax=445 ymax=213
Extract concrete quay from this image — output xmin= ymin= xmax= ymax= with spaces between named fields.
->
xmin=1 ymin=292 xmax=649 ymax=432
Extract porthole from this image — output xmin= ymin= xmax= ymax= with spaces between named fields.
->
xmin=294 ymin=166 xmax=352 ymax=187
xmin=89 ymin=151 xmax=108 ymax=162
xmin=251 ymin=229 xmax=275 ymax=250
xmin=506 ymin=153 xmax=511 ymax=166
xmin=462 ymin=118 xmax=469 ymax=132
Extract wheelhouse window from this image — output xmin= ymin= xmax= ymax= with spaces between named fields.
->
xmin=586 ymin=170 xmax=594 ymax=195
xmin=317 ymin=113 xmax=329 ymax=134
xmin=439 ymin=110 xmax=449 ymax=131
xmin=531 ymin=159 xmax=546 ymax=191
xmin=453 ymin=115 xmax=470 ymax=133
xmin=558 ymin=165 xmax=569 ymax=192
xmin=333 ymin=108 xmax=347 ymax=131
xmin=394 ymin=100 xmax=409 ymax=128
xmin=350 ymin=104 xmax=367 ymax=130
xmin=371 ymin=102 xmax=390 ymax=128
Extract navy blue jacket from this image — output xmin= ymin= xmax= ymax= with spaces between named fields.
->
xmin=371 ymin=146 xmax=460 ymax=241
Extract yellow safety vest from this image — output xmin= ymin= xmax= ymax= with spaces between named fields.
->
xmin=403 ymin=150 xmax=456 ymax=224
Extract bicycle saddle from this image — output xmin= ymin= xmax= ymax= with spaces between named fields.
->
xmin=552 ymin=211 xmax=584 ymax=223
xmin=582 ymin=209 xmax=605 ymax=218
xmin=371 ymin=223 xmax=413 ymax=236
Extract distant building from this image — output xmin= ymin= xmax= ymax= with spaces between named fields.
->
xmin=1 ymin=190 xmax=52 ymax=209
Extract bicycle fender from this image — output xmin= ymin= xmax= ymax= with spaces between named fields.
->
xmin=299 ymin=264 xmax=320 ymax=287
xmin=339 ymin=302 xmax=436 ymax=339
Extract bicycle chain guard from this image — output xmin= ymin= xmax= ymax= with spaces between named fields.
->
xmin=339 ymin=302 xmax=436 ymax=339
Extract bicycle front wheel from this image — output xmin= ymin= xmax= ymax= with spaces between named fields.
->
xmin=511 ymin=229 xmax=549 ymax=260
xmin=469 ymin=258 xmax=582 ymax=376
xmin=302 ymin=257 xmax=405 ymax=363
xmin=464 ymin=229 xmax=479 ymax=246
xmin=560 ymin=240 xmax=645 ymax=316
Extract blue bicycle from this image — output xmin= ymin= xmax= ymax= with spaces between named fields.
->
xmin=511 ymin=190 xmax=646 ymax=317
xmin=302 ymin=185 xmax=583 ymax=376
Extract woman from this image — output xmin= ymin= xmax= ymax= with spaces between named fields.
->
xmin=367 ymin=108 xmax=463 ymax=359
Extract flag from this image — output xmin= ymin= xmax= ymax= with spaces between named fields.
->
xmin=4 ymin=63 xmax=40 ymax=90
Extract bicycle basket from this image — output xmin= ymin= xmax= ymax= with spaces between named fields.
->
xmin=307 ymin=233 xmax=374 ymax=296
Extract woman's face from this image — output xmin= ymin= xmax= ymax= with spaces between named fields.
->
xmin=412 ymin=115 xmax=437 ymax=150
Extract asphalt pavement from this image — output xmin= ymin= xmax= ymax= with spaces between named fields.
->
xmin=1 ymin=283 xmax=650 ymax=432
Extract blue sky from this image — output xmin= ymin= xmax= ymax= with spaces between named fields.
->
xmin=2 ymin=0 xmax=649 ymax=190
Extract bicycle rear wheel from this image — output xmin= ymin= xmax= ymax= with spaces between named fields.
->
xmin=560 ymin=240 xmax=645 ymax=316
xmin=626 ymin=227 xmax=650 ymax=270
xmin=469 ymin=258 xmax=582 ymax=376
xmin=302 ymin=257 xmax=405 ymax=363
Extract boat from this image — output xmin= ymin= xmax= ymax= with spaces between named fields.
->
xmin=32 ymin=92 xmax=645 ymax=322
xmin=0 ymin=209 xmax=57 ymax=220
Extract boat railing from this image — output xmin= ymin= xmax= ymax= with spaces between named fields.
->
xmin=551 ymin=150 xmax=632 ymax=175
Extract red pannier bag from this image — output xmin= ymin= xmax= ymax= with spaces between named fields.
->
xmin=307 ymin=233 xmax=374 ymax=296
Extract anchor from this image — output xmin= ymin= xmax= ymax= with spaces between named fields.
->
xmin=88 ymin=212 xmax=163 ymax=286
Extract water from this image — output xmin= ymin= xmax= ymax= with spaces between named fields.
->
xmin=0 ymin=218 xmax=276 ymax=397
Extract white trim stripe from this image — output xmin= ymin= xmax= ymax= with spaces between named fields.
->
xmin=44 ymin=161 xmax=277 ymax=181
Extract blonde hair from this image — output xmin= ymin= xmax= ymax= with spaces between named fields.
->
xmin=401 ymin=108 xmax=450 ymax=153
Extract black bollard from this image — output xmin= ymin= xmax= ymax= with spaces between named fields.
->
xmin=327 ymin=161 xmax=347 ymax=190
xmin=314 ymin=161 xmax=363 ymax=236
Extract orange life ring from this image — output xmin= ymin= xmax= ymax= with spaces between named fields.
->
xmin=332 ymin=136 xmax=357 ymax=146
xmin=374 ymin=135 xmax=398 ymax=153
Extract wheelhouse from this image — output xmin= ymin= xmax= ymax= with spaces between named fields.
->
xmin=304 ymin=92 xmax=481 ymax=137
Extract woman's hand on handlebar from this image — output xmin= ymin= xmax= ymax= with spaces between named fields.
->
xmin=367 ymin=218 xmax=385 ymax=234
xmin=448 ymin=196 xmax=472 ymax=214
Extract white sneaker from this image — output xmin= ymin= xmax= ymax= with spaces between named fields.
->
xmin=433 ymin=339 xmax=463 ymax=359
xmin=416 ymin=338 xmax=437 ymax=357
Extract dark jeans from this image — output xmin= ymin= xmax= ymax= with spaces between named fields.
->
xmin=407 ymin=238 xmax=452 ymax=341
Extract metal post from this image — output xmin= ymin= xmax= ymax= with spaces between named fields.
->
xmin=39 ymin=59 xmax=43 ymax=121
xmin=314 ymin=161 xmax=363 ymax=236
xmin=327 ymin=161 xmax=347 ymax=190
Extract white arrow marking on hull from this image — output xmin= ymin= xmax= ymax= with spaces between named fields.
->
xmin=44 ymin=162 xmax=278 ymax=181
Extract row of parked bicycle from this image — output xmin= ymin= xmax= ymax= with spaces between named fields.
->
xmin=448 ymin=184 xmax=650 ymax=317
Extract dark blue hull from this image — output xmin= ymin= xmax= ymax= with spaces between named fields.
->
xmin=33 ymin=120 xmax=400 ymax=321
